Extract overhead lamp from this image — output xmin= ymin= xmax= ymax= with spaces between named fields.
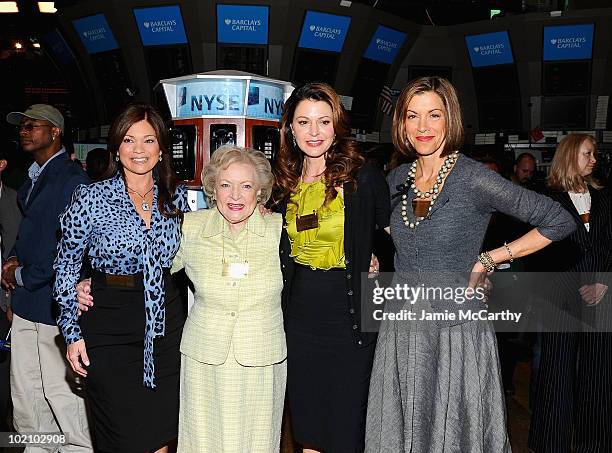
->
xmin=33 ymin=43 xmax=41 ymax=48
xmin=14 ymin=42 xmax=23 ymax=49
xmin=38 ymin=2 xmax=57 ymax=13
xmin=0 ymin=2 xmax=18 ymax=13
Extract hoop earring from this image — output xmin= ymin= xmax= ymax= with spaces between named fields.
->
xmin=115 ymin=154 xmax=120 ymax=162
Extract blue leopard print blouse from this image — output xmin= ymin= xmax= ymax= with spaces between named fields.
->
xmin=54 ymin=172 xmax=189 ymax=388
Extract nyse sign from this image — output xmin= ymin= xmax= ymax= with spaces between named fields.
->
xmin=177 ymin=80 xmax=246 ymax=117
xmin=176 ymin=80 xmax=285 ymax=119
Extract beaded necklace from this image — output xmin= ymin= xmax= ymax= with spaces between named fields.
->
xmin=401 ymin=151 xmax=459 ymax=229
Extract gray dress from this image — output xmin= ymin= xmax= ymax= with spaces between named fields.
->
xmin=365 ymin=156 xmax=575 ymax=453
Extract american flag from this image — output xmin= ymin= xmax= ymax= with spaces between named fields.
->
xmin=379 ymin=85 xmax=397 ymax=116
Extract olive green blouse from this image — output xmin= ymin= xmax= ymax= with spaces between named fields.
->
xmin=285 ymin=180 xmax=345 ymax=270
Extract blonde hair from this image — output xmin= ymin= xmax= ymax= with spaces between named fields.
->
xmin=548 ymin=134 xmax=601 ymax=192
xmin=201 ymin=145 xmax=274 ymax=206
xmin=393 ymin=77 xmax=464 ymax=159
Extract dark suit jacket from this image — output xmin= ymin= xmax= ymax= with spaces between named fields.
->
xmin=543 ymin=188 xmax=612 ymax=274
xmin=0 ymin=184 xmax=22 ymax=311
xmin=536 ymin=187 xmax=612 ymax=330
xmin=10 ymin=151 xmax=89 ymax=325
xmin=279 ymin=163 xmax=391 ymax=348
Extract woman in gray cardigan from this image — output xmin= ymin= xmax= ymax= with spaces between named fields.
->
xmin=365 ymin=77 xmax=575 ymax=452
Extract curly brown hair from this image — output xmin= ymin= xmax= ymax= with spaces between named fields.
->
xmin=108 ymin=103 xmax=182 ymax=220
xmin=274 ymin=83 xmax=364 ymax=206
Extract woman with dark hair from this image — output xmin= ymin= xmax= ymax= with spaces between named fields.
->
xmin=529 ymin=133 xmax=612 ymax=453
xmin=365 ymin=77 xmax=575 ymax=452
xmin=275 ymin=83 xmax=390 ymax=453
xmin=54 ymin=103 xmax=189 ymax=453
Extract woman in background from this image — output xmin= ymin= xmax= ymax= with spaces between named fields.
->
xmin=529 ymin=133 xmax=612 ymax=453
xmin=275 ymin=83 xmax=390 ymax=453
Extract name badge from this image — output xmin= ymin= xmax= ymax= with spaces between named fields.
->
xmin=222 ymin=261 xmax=249 ymax=279
xmin=296 ymin=211 xmax=319 ymax=232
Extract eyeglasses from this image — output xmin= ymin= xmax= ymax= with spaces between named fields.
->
xmin=16 ymin=124 xmax=53 ymax=133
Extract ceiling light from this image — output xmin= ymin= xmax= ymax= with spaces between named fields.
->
xmin=14 ymin=42 xmax=23 ymax=49
xmin=0 ymin=2 xmax=18 ymax=13
xmin=38 ymin=2 xmax=57 ymax=13
xmin=33 ymin=43 xmax=41 ymax=48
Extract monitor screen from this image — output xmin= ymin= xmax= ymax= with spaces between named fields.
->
xmin=465 ymin=31 xmax=514 ymax=67
xmin=298 ymin=11 xmax=351 ymax=53
xmin=541 ymin=96 xmax=589 ymax=129
xmin=363 ymin=25 xmax=406 ymax=65
xmin=292 ymin=49 xmax=339 ymax=86
xmin=217 ymin=4 xmax=269 ymax=45
xmin=543 ymin=24 xmax=594 ymax=61
xmin=542 ymin=60 xmax=591 ymax=95
xmin=72 ymin=14 xmax=118 ymax=54
xmin=133 ymin=5 xmax=188 ymax=46
xmin=44 ymin=29 xmax=75 ymax=66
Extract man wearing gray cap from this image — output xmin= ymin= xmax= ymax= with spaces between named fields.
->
xmin=1 ymin=104 xmax=92 ymax=452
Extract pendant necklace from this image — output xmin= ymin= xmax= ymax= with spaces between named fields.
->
xmin=127 ymin=185 xmax=154 ymax=211
xmin=401 ymin=151 xmax=459 ymax=229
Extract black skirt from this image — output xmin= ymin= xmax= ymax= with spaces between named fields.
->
xmin=285 ymin=265 xmax=375 ymax=453
xmin=80 ymin=270 xmax=185 ymax=453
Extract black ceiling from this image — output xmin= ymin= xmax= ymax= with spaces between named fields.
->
xmin=51 ymin=0 xmax=564 ymax=25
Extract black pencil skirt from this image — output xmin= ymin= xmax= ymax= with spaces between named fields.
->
xmin=285 ymin=265 xmax=375 ymax=453
xmin=80 ymin=270 xmax=185 ymax=453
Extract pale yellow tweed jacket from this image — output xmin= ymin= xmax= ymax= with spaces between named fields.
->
xmin=172 ymin=208 xmax=286 ymax=366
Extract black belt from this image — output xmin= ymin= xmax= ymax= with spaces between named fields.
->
xmin=93 ymin=269 xmax=170 ymax=288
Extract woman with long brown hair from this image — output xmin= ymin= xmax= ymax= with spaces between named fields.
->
xmin=54 ymin=103 xmax=189 ymax=452
xmin=276 ymin=83 xmax=390 ymax=453
xmin=529 ymin=133 xmax=612 ymax=453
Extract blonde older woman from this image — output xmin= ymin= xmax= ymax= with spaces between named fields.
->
xmin=173 ymin=145 xmax=286 ymax=453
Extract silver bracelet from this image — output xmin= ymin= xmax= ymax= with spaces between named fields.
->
xmin=503 ymin=242 xmax=514 ymax=263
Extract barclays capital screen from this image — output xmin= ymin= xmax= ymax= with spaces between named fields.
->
xmin=298 ymin=10 xmax=351 ymax=53
xmin=133 ymin=5 xmax=188 ymax=46
xmin=363 ymin=25 xmax=406 ymax=65
xmin=72 ymin=14 xmax=119 ymax=54
xmin=217 ymin=4 xmax=269 ymax=45
xmin=543 ymin=24 xmax=594 ymax=61
xmin=465 ymin=31 xmax=514 ymax=68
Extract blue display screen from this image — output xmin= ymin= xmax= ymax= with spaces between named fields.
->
xmin=134 ymin=5 xmax=188 ymax=46
xmin=217 ymin=4 xmax=269 ymax=45
xmin=44 ymin=30 xmax=75 ymax=65
xmin=72 ymin=14 xmax=118 ymax=54
xmin=176 ymin=80 xmax=247 ymax=118
xmin=298 ymin=11 xmax=351 ymax=53
xmin=465 ymin=31 xmax=514 ymax=67
xmin=246 ymin=81 xmax=285 ymax=120
xmin=363 ymin=25 xmax=406 ymax=64
xmin=543 ymin=24 xmax=594 ymax=61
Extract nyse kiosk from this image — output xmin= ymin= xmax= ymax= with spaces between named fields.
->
xmin=160 ymin=71 xmax=293 ymax=309
xmin=160 ymin=70 xmax=294 ymax=196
